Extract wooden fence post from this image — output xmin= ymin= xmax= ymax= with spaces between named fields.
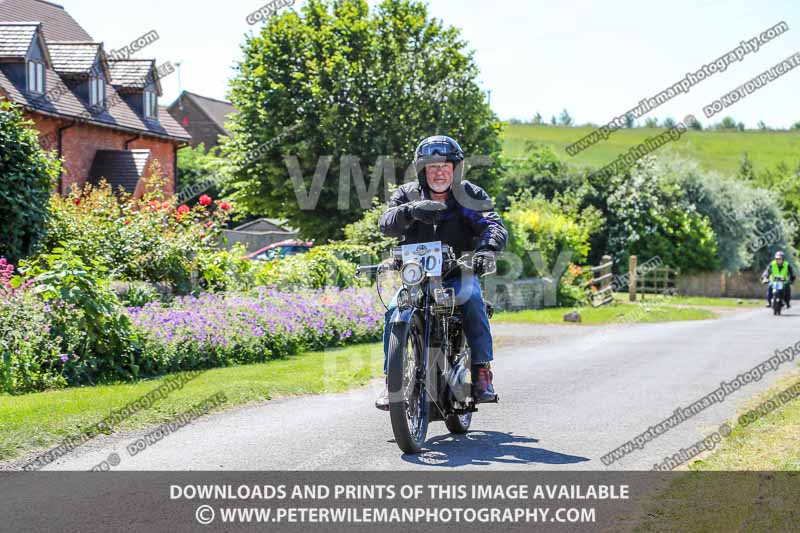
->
xmin=629 ymin=255 xmax=638 ymax=302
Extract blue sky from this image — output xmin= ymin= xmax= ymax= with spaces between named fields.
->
xmin=61 ymin=0 xmax=800 ymax=128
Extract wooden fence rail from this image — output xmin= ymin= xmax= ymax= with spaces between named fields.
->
xmin=586 ymin=254 xmax=614 ymax=307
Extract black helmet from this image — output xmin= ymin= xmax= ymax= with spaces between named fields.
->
xmin=413 ymin=135 xmax=465 ymax=191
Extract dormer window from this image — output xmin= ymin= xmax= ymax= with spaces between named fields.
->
xmin=144 ymin=90 xmax=157 ymax=119
xmin=27 ymin=60 xmax=45 ymax=94
xmin=90 ymin=77 xmax=105 ymax=108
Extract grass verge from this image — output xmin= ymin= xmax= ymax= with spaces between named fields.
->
xmin=493 ymin=303 xmax=717 ymax=325
xmin=0 ymin=342 xmax=383 ymax=463
xmin=633 ymin=371 xmax=800 ymax=531
xmin=613 ymin=293 xmax=763 ymax=308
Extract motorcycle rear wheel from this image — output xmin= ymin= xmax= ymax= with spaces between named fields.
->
xmin=387 ymin=316 xmax=428 ymax=454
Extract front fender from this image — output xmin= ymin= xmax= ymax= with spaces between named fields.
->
xmin=390 ymin=306 xmax=418 ymax=325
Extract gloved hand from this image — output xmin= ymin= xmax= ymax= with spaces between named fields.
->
xmin=473 ymin=250 xmax=497 ymax=277
xmin=407 ymin=200 xmax=447 ymax=225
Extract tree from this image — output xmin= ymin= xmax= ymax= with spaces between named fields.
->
xmin=738 ymin=152 xmax=756 ymax=181
xmin=176 ymin=143 xmax=226 ymax=208
xmin=0 ymin=102 xmax=61 ymax=263
xmin=792 ymin=121 xmax=800 ymax=130
xmin=624 ymin=113 xmax=635 ymax=128
xmin=558 ymin=109 xmax=573 ymax=126
xmin=718 ymin=116 xmax=737 ymax=130
xmin=550 ymin=115 xmax=557 ymax=125
xmin=224 ymin=0 xmax=501 ymax=240
xmin=688 ymin=117 xmax=703 ymax=130
xmin=662 ymin=117 xmax=676 ymax=128
xmin=644 ymin=117 xmax=658 ymax=128
xmin=737 ymin=122 xmax=746 ymax=132
xmin=757 ymin=120 xmax=769 ymax=131
xmin=532 ymin=112 xmax=543 ymax=125
xmin=493 ymin=142 xmax=580 ymax=211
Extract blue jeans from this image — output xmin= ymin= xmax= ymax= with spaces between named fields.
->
xmin=382 ymin=274 xmax=493 ymax=374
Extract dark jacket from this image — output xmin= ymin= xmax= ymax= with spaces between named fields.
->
xmin=378 ymin=181 xmax=508 ymax=256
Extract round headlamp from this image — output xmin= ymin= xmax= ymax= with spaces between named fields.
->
xmin=400 ymin=261 xmax=424 ymax=286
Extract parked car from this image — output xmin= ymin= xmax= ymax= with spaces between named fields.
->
xmin=243 ymin=240 xmax=314 ymax=261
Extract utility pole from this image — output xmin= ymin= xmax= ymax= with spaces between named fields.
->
xmin=487 ymin=89 xmax=492 ymax=108
xmin=175 ymin=61 xmax=184 ymax=109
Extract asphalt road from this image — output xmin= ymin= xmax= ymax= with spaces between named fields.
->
xmin=23 ymin=306 xmax=800 ymax=470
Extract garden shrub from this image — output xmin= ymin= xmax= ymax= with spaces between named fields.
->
xmin=0 ymin=102 xmax=62 ymax=263
xmin=504 ymin=193 xmax=598 ymax=305
xmin=38 ymin=171 xmax=232 ymax=293
xmin=252 ymin=248 xmax=359 ymax=290
xmin=21 ymin=248 xmax=140 ymax=386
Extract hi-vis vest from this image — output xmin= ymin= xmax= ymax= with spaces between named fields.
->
xmin=770 ymin=260 xmax=789 ymax=281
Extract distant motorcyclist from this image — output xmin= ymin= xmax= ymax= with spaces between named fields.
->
xmin=762 ymin=251 xmax=795 ymax=308
xmin=374 ymin=135 xmax=508 ymax=410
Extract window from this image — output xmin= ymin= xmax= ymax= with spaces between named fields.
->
xmin=89 ymin=77 xmax=105 ymax=108
xmin=27 ymin=60 xmax=45 ymax=94
xmin=144 ymin=90 xmax=157 ymax=119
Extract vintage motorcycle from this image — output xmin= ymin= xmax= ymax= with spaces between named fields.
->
xmin=357 ymin=242 xmax=497 ymax=454
xmin=767 ymin=275 xmax=789 ymax=316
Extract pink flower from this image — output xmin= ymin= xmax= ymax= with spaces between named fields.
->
xmin=177 ymin=205 xmax=190 ymax=215
xmin=199 ymin=195 xmax=213 ymax=207
xmin=219 ymin=201 xmax=232 ymax=211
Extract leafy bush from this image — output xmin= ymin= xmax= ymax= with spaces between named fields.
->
xmin=504 ymin=194 xmax=598 ymax=304
xmin=253 ymin=248 xmax=360 ymax=290
xmin=342 ymin=199 xmax=399 ymax=250
xmin=664 ymin=157 xmax=796 ymax=271
xmin=195 ymin=244 xmax=255 ymax=292
xmin=0 ymin=102 xmax=62 ymax=263
xmin=22 ymin=249 xmax=139 ymax=385
xmin=39 ymin=172 xmax=232 ymax=293
xmin=494 ymin=142 xmax=583 ymax=211
xmin=0 ymin=259 xmax=67 ymax=393
xmin=603 ymin=157 xmax=720 ymax=273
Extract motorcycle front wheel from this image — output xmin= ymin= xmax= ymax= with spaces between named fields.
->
xmin=445 ymin=345 xmax=473 ymax=434
xmin=387 ymin=315 xmax=428 ymax=454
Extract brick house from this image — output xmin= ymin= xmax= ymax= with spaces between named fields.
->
xmin=167 ymin=91 xmax=237 ymax=150
xmin=0 ymin=0 xmax=190 ymax=197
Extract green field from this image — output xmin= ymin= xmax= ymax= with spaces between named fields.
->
xmin=501 ymin=124 xmax=800 ymax=176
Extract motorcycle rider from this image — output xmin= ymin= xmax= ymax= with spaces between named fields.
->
xmin=762 ymin=251 xmax=795 ymax=308
xmin=374 ymin=135 xmax=508 ymax=410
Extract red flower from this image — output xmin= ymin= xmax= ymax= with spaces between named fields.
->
xmin=205 ymin=221 xmax=214 ymax=228
xmin=123 ymin=220 xmax=131 ymax=225
xmin=219 ymin=201 xmax=232 ymax=211
xmin=177 ymin=205 xmax=190 ymax=215
xmin=161 ymin=201 xmax=171 ymax=210
xmin=73 ymin=198 xmax=81 ymax=206
xmin=148 ymin=200 xmax=160 ymax=210
xmin=199 ymin=195 xmax=213 ymax=207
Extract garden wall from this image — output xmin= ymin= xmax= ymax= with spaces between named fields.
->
xmin=676 ymin=271 xmax=774 ymax=299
